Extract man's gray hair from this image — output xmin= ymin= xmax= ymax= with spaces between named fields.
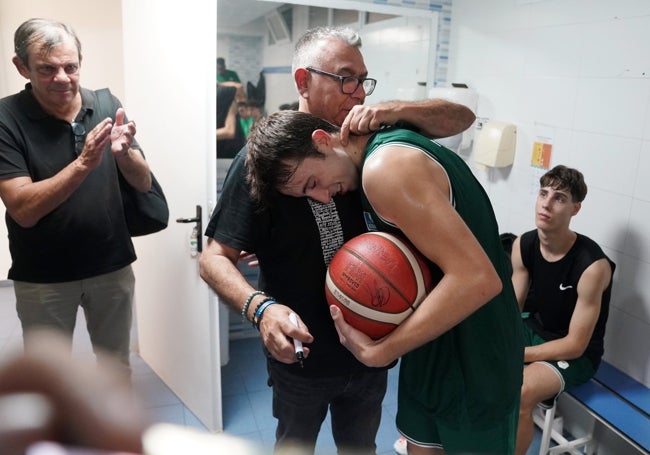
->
xmin=292 ymin=26 xmax=362 ymax=74
xmin=14 ymin=18 xmax=82 ymax=66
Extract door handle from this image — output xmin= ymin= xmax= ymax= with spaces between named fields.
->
xmin=176 ymin=205 xmax=202 ymax=252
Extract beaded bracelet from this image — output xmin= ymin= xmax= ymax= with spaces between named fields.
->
xmin=252 ymin=298 xmax=277 ymax=330
xmin=242 ymin=290 xmax=266 ymax=322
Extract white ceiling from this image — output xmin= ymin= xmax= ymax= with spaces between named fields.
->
xmin=217 ymin=0 xmax=283 ymax=30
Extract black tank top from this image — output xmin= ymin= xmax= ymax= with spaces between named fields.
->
xmin=520 ymin=230 xmax=615 ymax=368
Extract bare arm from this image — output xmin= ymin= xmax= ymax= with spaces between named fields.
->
xmin=216 ymin=100 xmax=238 ymax=140
xmin=331 ymin=147 xmax=501 ymax=367
xmin=340 ymin=98 xmax=475 ymax=144
xmin=523 ymin=258 xmax=612 ymax=363
xmin=112 ymin=108 xmax=151 ymax=192
xmin=217 ymin=81 xmax=247 ymax=103
xmin=0 ymin=118 xmax=113 ymax=228
xmin=510 ymin=236 xmax=530 ymax=311
xmin=199 ymin=238 xmax=313 ymax=364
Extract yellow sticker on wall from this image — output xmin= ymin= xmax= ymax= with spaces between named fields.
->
xmin=531 ymin=141 xmax=552 ymax=169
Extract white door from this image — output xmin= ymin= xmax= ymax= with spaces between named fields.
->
xmin=122 ymin=1 xmax=222 ymax=431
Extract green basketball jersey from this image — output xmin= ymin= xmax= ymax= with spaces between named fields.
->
xmin=362 ymin=128 xmax=524 ymax=430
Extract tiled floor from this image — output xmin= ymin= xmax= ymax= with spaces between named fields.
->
xmin=221 ymin=335 xmax=402 ymax=455
xmin=0 ymin=281 xmax=541 ymax=454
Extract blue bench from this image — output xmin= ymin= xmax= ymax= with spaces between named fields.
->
xmin=593 ymin=361 xmax=650 ymax=417
xmin=534 ymin=360 xmax=650 ymax=455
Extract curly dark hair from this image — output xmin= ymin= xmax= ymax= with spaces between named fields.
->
xmin=540 ymin=165 xmax=587 ymax=202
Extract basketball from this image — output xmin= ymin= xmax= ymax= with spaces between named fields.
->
xmin=325 ymin=232 xmax=433 ymax=339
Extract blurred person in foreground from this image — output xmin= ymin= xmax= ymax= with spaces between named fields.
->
xmin=0 ymin=330 xmax=146 ymax=455
xmin=0 ymin=330 xmax=263 ymax=455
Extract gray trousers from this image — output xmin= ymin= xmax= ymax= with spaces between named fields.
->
xmin=14 ymin=265 xmax=135 ymax=368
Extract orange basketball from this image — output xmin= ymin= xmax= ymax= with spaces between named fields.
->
xmin=325 ymin=232 xmax=433 ymax=339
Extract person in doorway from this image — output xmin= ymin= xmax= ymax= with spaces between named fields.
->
xmin=244 ymin=109 xmax=523 ymax=455
xmin=510 ymin=165 xmax=615 ymax=455
xmin=0 ymin=18 xmax=152 ymax=373
xmin=217 ymin=57 xmax=241 ymax=83
xmin=199 ymin=26 xmax=475 ymax=455
xmin=217 ymin=82 xmax=246 ymax=158
xmin=238 ymin=99 xmax=264 ymax=137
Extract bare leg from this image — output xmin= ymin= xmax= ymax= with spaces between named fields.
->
xmin=515 ymin=362 xmax=562 ymax=455
xmin=407 ymin=442 xmax=444 ymax=455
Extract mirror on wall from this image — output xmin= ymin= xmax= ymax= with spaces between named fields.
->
xmin=216 ymin=0 xmax=440 ymax=339
xmin=217 ymin=0 xmax=438 ymax=114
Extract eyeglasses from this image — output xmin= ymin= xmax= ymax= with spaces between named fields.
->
xmin=71 ymin=122 xmax=86 ymax=155
xmin=306 ymin=67 xmax=377 ymax=96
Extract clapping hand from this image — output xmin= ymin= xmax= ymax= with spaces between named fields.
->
xmin=110 ymin=108 xmax=137 ymax=157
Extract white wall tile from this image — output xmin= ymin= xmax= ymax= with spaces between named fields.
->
xmin=603 ymin=306 xmax=650 ymax=384
xmin=626 ymin=198 xmax=650 ymax=262
xmin=571 ymin=188 xmax=632 ymax=252
xmin=573 ymin=78 xmax=649 ymax=139
xmin=568 ymin=132 xmax=642 ymax=196
xmin=525 ymin=0 xmax=650 ymax=28
xmin=453 ymin=28 xmax=527 ymax=79
xmin=611 ymin=253 xmax=650 ymax=323
xmin=634 ymin=141 xmax=650 ymax=202
xmin=472 ymin=77 xmax=524 ymax=120
xmin=517 ymin=78 xmax=578 ymax=128
xmin=522 ymin=24 xmax=583 ymax=78
xmin=579 ymin=16 xmax=650 ymax=79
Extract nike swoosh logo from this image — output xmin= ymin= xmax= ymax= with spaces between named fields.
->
xmin=559 ymin=284 xmax=573 ymax=290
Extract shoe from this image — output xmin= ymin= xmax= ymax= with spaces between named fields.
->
xmin=393 ymin=436 xmax=407 ymax=455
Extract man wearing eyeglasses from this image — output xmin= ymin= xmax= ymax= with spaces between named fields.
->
xmin=200 ymin=26 xmax=474 ymax=454
xmin=0 ymin=19 xmax=151 ymax=375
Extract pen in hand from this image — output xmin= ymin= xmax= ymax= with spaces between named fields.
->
xmin=289 ymin=313 xmax=304 ymax=368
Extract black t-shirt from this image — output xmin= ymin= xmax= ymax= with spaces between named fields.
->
xmin=0 ymin=85 xmax=136 ymax=282
xmin=205 ymin=148 xmax=387 ymax=377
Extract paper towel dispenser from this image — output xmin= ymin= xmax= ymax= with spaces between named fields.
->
xmin=429 ymin=85 xmax=478 ymax=153
xmin=475 ymin=121 xmax=516 ymax=167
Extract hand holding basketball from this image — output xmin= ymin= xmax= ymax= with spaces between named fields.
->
xmin=326 ymin=232 xmax=433 ymax=339
xmin=329 ymin=304 xmax=386 ymax=367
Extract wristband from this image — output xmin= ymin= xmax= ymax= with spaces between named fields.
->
xmin=242 ymin=290 xmax=265 ymax=322
xmin=252 ymin=298 xmax=277 ymax=330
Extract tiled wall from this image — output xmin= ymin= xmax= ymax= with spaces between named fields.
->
xmin=219 ymin=35 xmax=263 ymax=92
xmin=347 ymin=0 xmax=453 ymax=87
xmin=448 ymin=0 xmax=650 ymax=389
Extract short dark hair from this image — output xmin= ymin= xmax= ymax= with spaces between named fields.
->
xmin=540 ymin=165 xmax=588 ymax=202
xmin=246 ymin=110 xmax=339 ymax=207
xmin=14 ymin=18 xmax=82 ymax=67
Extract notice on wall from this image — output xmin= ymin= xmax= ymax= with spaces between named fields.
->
xmin=531 ymin=140 xmax=553 ymax=169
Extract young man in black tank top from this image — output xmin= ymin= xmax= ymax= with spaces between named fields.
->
xmin=510 ymin=165 xmax=615 ymax=455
